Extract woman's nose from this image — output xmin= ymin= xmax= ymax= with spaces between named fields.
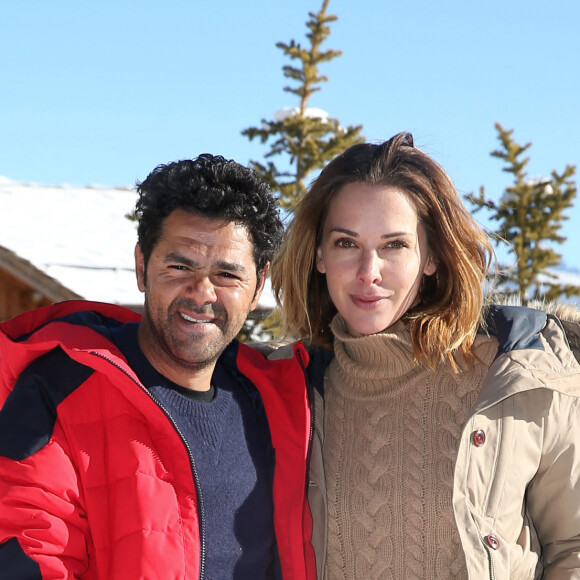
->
xmin=357 ymin=251 xmax=382 ymax=285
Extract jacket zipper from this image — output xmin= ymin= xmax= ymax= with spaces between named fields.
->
xmin=90 ymin=351 xmax=207 ymax=580
xmin=296 ymin=348 xmax=315 ymax=497
xmin=296 ymin=347 xmax=320 ymax=580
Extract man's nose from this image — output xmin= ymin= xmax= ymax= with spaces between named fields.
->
xmin=185 ymin=275 xmax=217 ymax=304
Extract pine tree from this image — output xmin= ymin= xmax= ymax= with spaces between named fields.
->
xmin=465 ymin=122 xmax=578 ymax=302
xmin=241 ymin=0 xmax=364 ymax=211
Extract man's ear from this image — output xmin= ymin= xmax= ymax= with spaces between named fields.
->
xmin=250 ymin=262 xmax=270 ymax=312
xmin=135 ymin=244 xmax=146 ymax=292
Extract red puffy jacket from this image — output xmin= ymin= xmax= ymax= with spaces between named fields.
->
xmin=0 ymin=300 xmax=316 ymax=579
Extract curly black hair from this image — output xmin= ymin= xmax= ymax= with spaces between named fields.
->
xmin=135 ymin=154 xmax=284 ymax=277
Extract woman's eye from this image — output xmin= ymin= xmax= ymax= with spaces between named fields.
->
xmin=336 ymin=238 xmax=356 ymax=248
xmin=386 ymin=240 xmax=408 ymax=249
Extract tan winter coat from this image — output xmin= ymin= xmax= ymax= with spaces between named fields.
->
xmin=272 ymin=305 xmax=580 ymax=579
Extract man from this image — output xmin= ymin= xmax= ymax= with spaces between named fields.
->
xmin=0 ymin=155 xmax=316 ymax=579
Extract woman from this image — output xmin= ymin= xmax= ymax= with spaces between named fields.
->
xmin=269 ymin=132 xmax=580 ymax=578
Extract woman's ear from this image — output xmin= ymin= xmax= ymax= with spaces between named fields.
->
xmin=423 ymin=254 xmax=438 ymax=277
xmin=316 ymin=248 xmax=326 ymax=274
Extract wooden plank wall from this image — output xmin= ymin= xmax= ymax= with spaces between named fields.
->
xmin=0 ymin=269 xmax=52 ymax=322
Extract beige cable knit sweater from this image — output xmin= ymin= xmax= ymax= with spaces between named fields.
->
xmin=323 ymin=316 xmax=498 ymax=580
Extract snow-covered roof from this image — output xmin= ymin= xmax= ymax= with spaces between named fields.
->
xmin=0 ymin=176 xmax=142 ymax=306
xmin=0 ymin=175 xmax=276 ymax=310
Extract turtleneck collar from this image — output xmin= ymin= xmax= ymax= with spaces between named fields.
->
xmin=330 ymin=314 xmax=424 ymax=388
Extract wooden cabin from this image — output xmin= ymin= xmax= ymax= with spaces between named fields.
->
xmin=0 ymin=176 xmax=143 ymax=322
xmin=0 ymin=245 xmax=81 ymax=322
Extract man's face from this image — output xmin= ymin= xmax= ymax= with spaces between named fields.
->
xmin=135 ymin=209 xmax=266 ymax=386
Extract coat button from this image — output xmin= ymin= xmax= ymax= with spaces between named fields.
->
xmin=485 ymin=534 xmax=500 ymax=550
xmin=472 ymin=429 xmax=486 ymax=447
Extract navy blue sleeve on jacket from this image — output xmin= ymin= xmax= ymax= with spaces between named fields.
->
xmin=0 ymin=346 xmax=94 ymax=461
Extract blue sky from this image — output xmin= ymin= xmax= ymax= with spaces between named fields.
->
xmin=2 ymin=0 xmax=580 ymax=269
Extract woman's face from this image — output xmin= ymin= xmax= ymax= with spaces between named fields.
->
xmin=316 ymin=182 xmax=437 ymax=336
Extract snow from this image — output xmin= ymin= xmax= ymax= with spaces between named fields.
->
xmin=272 ymin=107 xmax=330 ymax=122
xmin=0 ymin=178 xmax=142 ymax=305
xmin=540 ymin=269 xmax=580 ymax=296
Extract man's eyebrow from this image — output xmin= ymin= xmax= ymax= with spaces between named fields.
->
xmin=164 ymin=252 xmax=199 ymax=268
xmin=215 ymin=261 xmax=247 ymax=273
xmin=164 ymin=252 xmax=247 ymax=273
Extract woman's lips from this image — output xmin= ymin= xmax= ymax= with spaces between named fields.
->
xmin=350 ymin=294 xmax=388 ymax=309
